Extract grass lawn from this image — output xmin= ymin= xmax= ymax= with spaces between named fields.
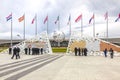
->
xmin=52 ymin=47 xmax=67 ymax=53
xmin=0 ymin=47 xmax=8 ymax=52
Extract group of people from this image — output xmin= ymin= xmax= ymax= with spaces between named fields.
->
xmin=11 ymin=46 xmax=20 ymax=59
xmin=9 ymin=46 xmax=44 ymax=59
xmin=104 ymin=48 xmax=114 ymax=59
xmin=74 ymin=47 xmax=88 ymax=56
xmin=24 ymin=47 xmax=43 ymax=55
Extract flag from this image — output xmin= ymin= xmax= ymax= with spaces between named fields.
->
xmin=31 ymin=16 xmax=36 ymax=24
xmin=55 ymin=16 xmax=59 ymax=24
xmin=44 ymin=15 xmax=48 ymax=24
xmin=18 ymin=15 xmax=24 ymax=22
xmin=104 ymin=12 xmax=108 ymax=20
xmin=67 ymin=15 xmax=71 ymax=25
xmin=89 ymin=14 xmax=94 ymax=24
xmin=75 ymin=14 xmax=82 ymax=23
xmin=6 ymin=13 xmax=12 ymax=21
xmin=115 ymin=13 xmax=120 ymax=22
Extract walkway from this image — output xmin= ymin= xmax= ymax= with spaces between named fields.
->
xmin=0 ymin=53 xmax=120 ymax=80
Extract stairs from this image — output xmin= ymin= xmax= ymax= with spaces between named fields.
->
xmin=0 ymin=31 xmax=52 ymax=54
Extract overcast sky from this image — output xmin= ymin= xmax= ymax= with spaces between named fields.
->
xmin=0 ymin=0 xmax=120 ymax=39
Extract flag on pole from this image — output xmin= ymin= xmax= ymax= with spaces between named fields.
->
xmin=115 ymin=13 xmax=120 ymax=22
xmin=55 ymin=16 xmax=59 ymax=24
xmin=104 ymin=12 xmax=108 ymax=20
xmin=18 ymin=15 xmax=24 ymax=22
xmin=44 ymin=15 xmax=48 ymax=24
xmin=67 ymin=15 xmax=71 ymax=25
xmin=6 ymin=13 xmax=12 ymax=21
xmin=31 ymin=15 xmax=36 ymax=24
xmin=89 ymin=14 xmax=94 ymax=24
xmin=75 ymin=14 xmax=82 ymax=23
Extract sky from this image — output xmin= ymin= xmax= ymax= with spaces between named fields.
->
xmin=0 ymin=0 xmax=120 ymax=39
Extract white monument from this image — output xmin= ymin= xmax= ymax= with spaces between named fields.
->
xmin=52 ymin=31 xmax=65 ymax=47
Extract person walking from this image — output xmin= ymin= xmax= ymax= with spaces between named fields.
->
xmin=84 ymin=48 xmax=88 ymax=56
xmin=9 ymin=47 xmax=12 ymax=54
xmin=24 ymin=48 xmax=28 ymax=55
xmin=81 ymin=48 xmax=84 ymax=56
xmin=109 ymin=48 xmax=114 ymax=59
xmin=78 ymin=47 xmax=81 ymax=56
xmin=28 ymin=47 xmax=31 ymax=55
xmin=11 ymin=46 xmax=17 ymax=59
xmin=16 ymin=46 xmax=20 ymax=59
xmin=74 ymin=47 xmax=78 ymax=56
xmin=40 ymin=47 xmax=43 ymax=55
xmin=104 ymin=48 xmax=107 ymax=57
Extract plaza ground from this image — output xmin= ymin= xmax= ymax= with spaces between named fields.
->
xmin=0 ymin=53 xmax=120 ymax=80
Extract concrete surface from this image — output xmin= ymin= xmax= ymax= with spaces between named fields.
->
xmin=0 ymin=53 xmax=120 ymax=80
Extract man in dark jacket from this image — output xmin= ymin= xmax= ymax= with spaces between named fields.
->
xmin=11 ymin=47 xmax=17 ymax=59
xmin=28 ymin=47 xmax=31 ymax=55
xmin=104 ymin=48 xmax=107 ymax=57
xmin=9 ymin=47 xmax=12 ymax=54
xmin=24 ymin=48 xmax=28 ymax=55
xmin=74 ymin=47 xmax=78 ymax=56
xmin=84 ymin=48 xmax=88 ymax=56
xmin=109 ymin=48 xmax=114 ymax=59
xmin=78 ymin=48 xmax=81 ymax=56
xmin=41 ymin=47 xmax=43 ymax=55
xmin=16 ymin=46 xmax=20 ymax=59
xmin=81 ymin=48 xmax=84 ymax=56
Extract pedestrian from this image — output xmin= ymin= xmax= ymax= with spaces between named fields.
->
xmin=78 ymin=47 xmax=81 ymax=56
xmin=81 ymin=48 xmax=84 ymax=56
xmin=28 ymin=45 xmax=31 ymax=55
xmin=9 ymin=47 xmax=12 ymax=54
xmin=41 ymin=47 xmax=43 ymax=55
xmin=74 ymin=47 xmax=77 ymax=56
xmin=16 ymin=46 xmax=20 ymax=59
xmin=32 ymin=48 xmax=34 ymax=55
xmin=37 ymin=48 xmax=40 ymax=55
xmin=11 ymin=46 xmax=17 ymax=59
xmin=24 ymin=47 xmax=28 ymax=55
xmin=103 ymin=48 xmax=107 ymax=57
xmin=109 ymin=48 xmax=114 ymax=59
xmin=84 ymin=48 xmax=88 ymax=56
xmin=28 ymin=47 xmax=31 ymax=55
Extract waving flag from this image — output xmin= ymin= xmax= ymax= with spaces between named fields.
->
xmin=115 ymin=13 xmax=120 ymax=22
xmin=89 ymin=14 xmax=94 ymax=24
xmin=75 ymin=14 xmax=82 ymax=23
xmin=31 ymin=16 xmax=36 ymax=24
xmin=55 ymin=16 xmax=59 ymax=24
xmin=6 ymin=13 xmax=12 ymax=21
xmin=18 ymin=15 xmax=24 ymax=22
xmin=44 ymin=15 xmax=48 ymax=24
xmin=104 ymin=12 xmax=108 ymax=20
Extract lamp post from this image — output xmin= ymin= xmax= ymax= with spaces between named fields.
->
xmin=16 ymin=34 xmax=23 ymax=43
xmin=96 ymin=33 xmax=99 ymax=38
xmin=17 ymin=34 xmax=21 ymax=39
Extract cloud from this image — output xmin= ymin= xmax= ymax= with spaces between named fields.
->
xmin=87 ymin=0 xmax=120 ymax=16
xmin=0 ymin=0 xmax=120 ymax=39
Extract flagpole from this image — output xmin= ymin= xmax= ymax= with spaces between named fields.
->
xmin=81 ymin=14 xmax=83 ymax=36
xmin=69 ymin=14 xmax=71 ymax=37
xmin=58 ymin=16 xmax=60 ymax=31
xmin=11 ymin=13 xmax=13 ymax=49
xmin=93 ymin=14 xmax=95 ymax=37
xmin=106 ymin=12 xmax=108 ymax=40
xmin=47 ymin=15 xmax=48 ymax=34
xmin=24 ymin=14 xmax=25 ymax=40
xmin=35 ymin=14 xmax=37 ymax=36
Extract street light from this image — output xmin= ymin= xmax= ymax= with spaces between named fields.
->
xmin=96 ymin=33 xmax=99 ymax=38
xmin=17 ymin=34 xmax=21 ymax=39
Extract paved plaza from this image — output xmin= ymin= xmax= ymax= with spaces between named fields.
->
xmin=0 ymin=53 xmax=120 ymax=80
